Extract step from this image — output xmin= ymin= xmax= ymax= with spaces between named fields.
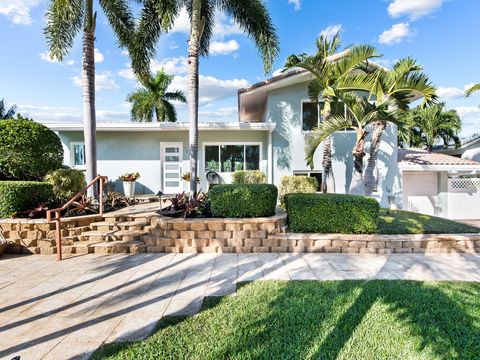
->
xmin=116 ymin=220 xmax=149 ymax=229
xmin=90 ymin=240 xmax=147 ymax=254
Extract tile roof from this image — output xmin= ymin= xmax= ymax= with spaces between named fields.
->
xmin=398 ymin=148 xmax=480 ymax=167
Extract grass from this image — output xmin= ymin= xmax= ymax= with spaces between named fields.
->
xmin=377 ymin=209 xmax=480 ymax=234
xmin=92 ymin=280 xmax=480 ymax=360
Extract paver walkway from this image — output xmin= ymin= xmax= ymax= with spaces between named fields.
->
xmin=1 ymin=253 xmax=480 ymax=360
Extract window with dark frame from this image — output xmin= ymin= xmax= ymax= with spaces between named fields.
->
xmin=205 ymin=144 xmax=260 ymax=173
xmin=293 ymin=171 xmax=322 ymax=191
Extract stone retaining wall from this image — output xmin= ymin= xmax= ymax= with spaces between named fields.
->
xmin=144 ymin=214 xmax=287 ymax=253
xmin=0 ymin=215 xmax=102 ymax=254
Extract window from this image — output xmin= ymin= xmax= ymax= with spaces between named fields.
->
xmin=302 ymin=102 xmax=321 ymax=131
xmin=71 ymin=143 xmax=85 ymax=167
xmin=205 ymin=144 xmax=260 ymax=173
xmin=293 ymin=170 xmax=322 ymax=191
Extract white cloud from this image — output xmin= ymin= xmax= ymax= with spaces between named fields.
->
xmin=209 ymin=40 xmax=239 ymax=55
xmin=288 ymin=0 xmax=301 ymax=11
xmin=121 ymin=49 xmax=129 ymax=56
xmin=0 ymin=0 xmax=39 ymax=25
xmin=170 ymin=41 xmax=179 ymax=50
xmin=320 ymin=24 xmax=342 ymax=40
xmin=388 ymin=0 xmax=443 ymax=20
xmin=71 ymin=71 xmax=119 ymax=91
xmin=171 ymin=7 xmax=191 ymax=33
xmin=39 ymin=52 xmax=75 ymax=65
xmin=455 ymin=106 xmax=480 ymax=137
xmin=17 ymin=104 xmax=130 ymax=123
xmin=437 ymin=84 xmax=475 ymax=100
xmin=118 ymin=57 xmax=188 ymax=81
xmin=199 ymin=106 xmax=238 ymax=121
xmin=169 ymin=75 xmax=249 ymax=106
xmin=94 ymin=48 xmax=104 ymax=63
xmin=378 ymin=23 xmax=415 ymax=44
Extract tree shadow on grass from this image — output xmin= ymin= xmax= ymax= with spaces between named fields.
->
xmin=90 ymin=279 xmax=480 ymax=360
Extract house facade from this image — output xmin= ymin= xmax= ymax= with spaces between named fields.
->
xmin=48 ymin=69 xmax=480 ymax=219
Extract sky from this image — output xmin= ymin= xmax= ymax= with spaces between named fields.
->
xmin=0 ymin=0 xmax=479 ymax=138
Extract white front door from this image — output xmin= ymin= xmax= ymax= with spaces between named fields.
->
xmin=161 ymin=142 xmax=183 ymax=194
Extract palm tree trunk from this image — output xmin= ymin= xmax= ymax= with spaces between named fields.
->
xmin=322 ymin=135 xmax=334 ymax=193
xmin=83 ymin=0 xmax=97 ymax=198
xmin=364 ymin=121 xmax=385 ymax=196
xmin=187 ymin=0 xmax=204 ymax=195
xmin=350 ymin=130 xmax=368 ymax=195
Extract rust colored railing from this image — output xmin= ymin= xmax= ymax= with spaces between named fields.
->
xmin=46 ymin=175 xmax=108 ymax=261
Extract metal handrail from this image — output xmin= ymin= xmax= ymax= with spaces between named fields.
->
xmin=46 ymin=175 xmax=108 ymax=261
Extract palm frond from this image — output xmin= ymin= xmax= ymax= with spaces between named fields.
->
xmin=465 ymin=83 xmax=480 ymax=97
xmin=99 ymin=0 xmax=135 ymax=47
xmin=44 ymin=0 xmax=84 ymax=61
xmin=164 ymin=90 xmax=187 ymax=103
xmin=335 ymin=44 xmax=381 ymax=79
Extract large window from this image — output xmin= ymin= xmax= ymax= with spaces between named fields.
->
xmin=71 ymin=142 xmax=85 ymax=167
xmin=205 ymin=144 xmax=260 ymax=173
xmin=302 ymin=101 xmax=348 ymax=132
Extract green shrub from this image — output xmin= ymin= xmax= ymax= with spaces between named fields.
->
xmin=285 ymin=193 xmax=379 ymax=234
xmin=0 ymin=181 xmax=54 ymax=218
xmin=232 ymin=170 xmax=267 ymax=184
xmin=44 ymin=168 xmax=86 ymax=203
xmin=0 ymin=119 xmax=63 ymax=181
xmin=279 ymin=176 xmax=318 ymax=209
xmin=209 ymin=184 xmax=278 ymax=218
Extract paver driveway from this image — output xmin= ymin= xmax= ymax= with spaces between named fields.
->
xmin=1 ymin=252 xmax=480 ymax=359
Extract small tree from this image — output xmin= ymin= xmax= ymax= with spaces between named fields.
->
xmin=0 ymin=99 xmax=16 ymax=120
xmin=0 ymin=119 xmax=63 ymax=180
xmin=127 ymin=70 xmax=186 ymax=122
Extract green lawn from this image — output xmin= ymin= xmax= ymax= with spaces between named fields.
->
xmin=92 ymin=281 xmax=480 ymax=360
xmin=378 ymin=209 xmax=480 ymax=234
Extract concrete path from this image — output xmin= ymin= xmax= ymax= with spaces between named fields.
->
xmin=1 ymin=253 xmax=480 ymax=360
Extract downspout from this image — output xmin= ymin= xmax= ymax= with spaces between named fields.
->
xmin=268 ymin=129 xmax=273 ymax=184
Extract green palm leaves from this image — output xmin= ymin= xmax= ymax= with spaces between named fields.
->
xmin=465 ymin=83 xmax=480 ymax=97
xmin=127 ymin=70 xmax=186 ymax=122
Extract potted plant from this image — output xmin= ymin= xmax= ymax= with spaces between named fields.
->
xmin=119 ymin=172 xmax=140 ymax=198
xmin=181 ymin=172 xmax=200 ymax=192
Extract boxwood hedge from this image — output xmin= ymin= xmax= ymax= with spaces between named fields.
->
xmin=209 ymin=184 xmax=278 ymax=218
xmin=232 ymin=170 xmax=267 ymax=184
xmin=285 ymin=193 xmax=380 ymax=234
xmin=0 ymin=181 xmax=54 ymax=218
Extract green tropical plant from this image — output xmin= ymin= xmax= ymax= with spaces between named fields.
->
xmin=400 ymin=103 xmax=461 ymax=152
xmin=278 ymin=176 xmax=318 ymax=209
xmin=0 ymin=99 xmax=16 ymax=120
xmin=465 ymin=83 xmax=480 ymax=97
xmin=0 ymin=119 xmax=63 ymax=181
xmin=306 ymin=92 xmax=399 ymax=195
xmin=131 ymin=0 xmax=279 ymax=195
xmin=285 ymin=32 xmax=381 ymax=193
xmin=44 ymin=0 xmax=135 ymax=193
xmin=44 ymin=167 xmax=87 ymax=203
xmin=361 ymin=57 xmax=437 ymax=195
xmin=127 ymin=70 xmax=186 ymax=122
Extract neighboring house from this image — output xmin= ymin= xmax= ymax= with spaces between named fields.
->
xmin=48 ymin=69 xmax=480 ymax=219
xmin=436 ymin=134 xmax=480 ymax=162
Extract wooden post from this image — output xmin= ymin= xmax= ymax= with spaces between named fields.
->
xmin=55 ymin=211 xmax=62 ymax=261
xmin=99 ymin=177 xmax=104 ymax=215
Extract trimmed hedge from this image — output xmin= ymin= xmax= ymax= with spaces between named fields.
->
xmin=0 ymin=119 xmax=63 ymax=181
xmin=285 ymin=193 xmax=380 ymax=234
xmin=44 ymin=167 xmax=86 ymax=203
xmin=232 ymin=170 xmax=267 ymax=184
xmin=279 ymin=176 xmax=318 ymax=209
xmin=0 ymin=181 xmax=54 ymax=218
xmin=209 ymin=184 xmax=278 ymax=218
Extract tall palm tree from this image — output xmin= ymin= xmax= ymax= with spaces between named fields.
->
xmin=0 ymin=99 xmax=16 ymax=120
xmin=362 ymin=57 xmax=437 ymax=195
xmin=401 ymin=103 xmax=461 ymax=152
xmin=130 ymin=0 xmax=279 ymax=194
xmin=285 ymin=33 xmax=380 ymax=192
xmin=306 ymin=91 xmax=399 ymax=194
xmin=127 ymin=70 xmax=186 ymax=122
xmin=44 ymin=0 xmax=135 ymax=193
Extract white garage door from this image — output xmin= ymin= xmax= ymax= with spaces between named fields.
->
xmin=403 ymin=172 xmax=437 ymax=215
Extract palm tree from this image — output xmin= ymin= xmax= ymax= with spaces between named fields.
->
xmin=0 ymin=99 xmax=16 ymax=119
xmin=466 ymin=83 xmax=480 ymax=97
xmin=130 ymin=0 xmax=279 ymax=194
xmin=285 ymin=33 xmax=380 ymax=192
xmin=362 ymin=58 xmax=437 ymax=195
xmin=127 ymin=70 xmax=186 ymax=122
xmin=44 ymin=0 xmax=135 ymax=193
xmin=306 ymin=92 xmax=399 ymax=195
xmin=401 ymin=103 xmax=461 ymax=152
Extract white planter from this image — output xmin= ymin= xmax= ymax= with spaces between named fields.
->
xmin=123 ymin=181 xmax=136 ymax=198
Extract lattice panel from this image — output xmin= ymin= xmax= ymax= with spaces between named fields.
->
xmin=448 ymin=179 xmax=480 ymax=193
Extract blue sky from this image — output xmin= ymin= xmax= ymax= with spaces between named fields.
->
xmin=0 ymin=0 xmax=479 ymax=137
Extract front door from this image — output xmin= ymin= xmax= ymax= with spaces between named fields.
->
xmin=161 ymin=142 xmax=183 ymax=194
